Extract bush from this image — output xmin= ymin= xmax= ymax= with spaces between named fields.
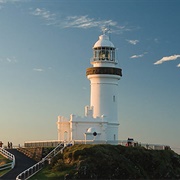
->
xmin=44 ymin=144 xmax=180 ymax=179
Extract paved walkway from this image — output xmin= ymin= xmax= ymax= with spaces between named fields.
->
xmin=0 ymin=149 xmax=36 ymax=180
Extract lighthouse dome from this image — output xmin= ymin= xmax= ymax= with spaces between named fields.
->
xmin=93 ymin=34 xmax=115 ymax=48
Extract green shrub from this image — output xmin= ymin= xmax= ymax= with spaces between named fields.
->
xmin=36 ymin=144 xmax=180 ymax=179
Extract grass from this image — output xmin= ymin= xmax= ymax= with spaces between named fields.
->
xmin=29 ymin=166 xmax=68 ymax=180
xmin=0 ymin=168 xmax=11 ymax=177
xmin=28 ymin=144 xmax=180 ymax=179
xmin=0 ymin=154 xmax=12 ymax=177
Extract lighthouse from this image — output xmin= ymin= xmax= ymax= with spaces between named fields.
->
xmin=57 ymin=32 xmax=122 ymax=144
xmin=86 ymin=32 xmax=122 ymax=141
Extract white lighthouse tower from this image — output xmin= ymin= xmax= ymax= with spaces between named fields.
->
xmin=86 ymin=32 xmax=122 ymax=141
xmin=57 ymin=31 xmax=122 ymax=144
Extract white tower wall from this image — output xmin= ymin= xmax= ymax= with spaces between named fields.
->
xmin=88 ymin=74 xmax=120 ymax=123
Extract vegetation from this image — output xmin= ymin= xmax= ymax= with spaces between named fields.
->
xmin=30 ymin=144 xmax=180 ymax=179
xmin=0 ymin=154 xmax=12 ymax=177
xmin=0 ymin=154 xmax=11 ymax=166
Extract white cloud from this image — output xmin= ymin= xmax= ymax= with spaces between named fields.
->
xmin=154 ymin=55 xmax=180 ymax=65
xmin=127 ymin=39 xmax=139 ymax=45
xmin=62 ymin=16 xmax=126 ymax=33
xmin=0 ymin=0 xmax=28 ymax=3
xmin=63 ymin=15 xmax=119 ymax=29
xmin=31 ymin=8 xmax=55 ymax=21
xmin=177 ymin=64 xmax=180 ymax=68
xmin=6 ymin=57 xmax=14 ymax=63
xmin=154 ymin=38 xmax=159 ymax=43
xmin=0 ymin=56 xmax=17 ymax=63
xmin=130 ymin=54 xmax=143 ymax=59
xmin=33 ymin=68 xmax=44 ymax=72
xmin=130 ymin=52 xmax=148 ymax=59
xmin=30 ymin=8 xmax=130 ymax=33
xmin=0 ymin=0 xmax=29 ymax=9
xmin=63 ymin=15 xmax=96 ymax=29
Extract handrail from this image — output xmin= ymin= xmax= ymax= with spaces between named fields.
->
xmin=0 ymin=162 xmax=13 ymax=171
xmin=0 ymin=148 xmax=15 ymax=170
xmin=16 ymin=141 xmax=73 ymax=180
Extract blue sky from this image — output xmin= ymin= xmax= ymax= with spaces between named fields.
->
xmin=0 ymin=0 xmax=180 ymax=153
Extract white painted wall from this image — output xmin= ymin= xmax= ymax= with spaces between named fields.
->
xmin=87 ymin=74 xmax=120 ymax=123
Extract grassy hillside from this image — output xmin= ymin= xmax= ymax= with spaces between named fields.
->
xmin=31 ymin=144 xmax=180 ymax=179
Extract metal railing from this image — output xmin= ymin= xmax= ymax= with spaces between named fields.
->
xmin=16 ymin=141 xmax=73 ymax=180
xmin=0 ymin=148 xmax=15 ymax=171
xmin=0 ymin=162 xmax=13 ymax=171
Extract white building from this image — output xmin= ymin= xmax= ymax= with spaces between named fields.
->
xmin=57 ymin=32 xmax=122 ymax=144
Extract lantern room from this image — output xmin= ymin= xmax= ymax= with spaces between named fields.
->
xmin=92 ymin=34 xmax=117 ymax=66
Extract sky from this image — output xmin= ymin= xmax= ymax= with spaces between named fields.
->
xmin=0 ymin=0 xmax=180 ymax=153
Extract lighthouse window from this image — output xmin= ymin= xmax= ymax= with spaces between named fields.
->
xmin=93 ymin=47 xmax=115 ymax=61
xmin=99 ymin=47 xmax=110 ymax=60
xmin=94 ymin=50 xmax=97 ymax=58
xmin=114 ymin=134 xmax=116 ymax=140
xmin=99 ymin=50 xmax=105 ymax=60
xmin=108 ymin=50 xmax=111 ymax=60
xmin=113 ymin=95 xmax=115 ymax=102
xmin=111 ymin=49 xmax=115 ymax=61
